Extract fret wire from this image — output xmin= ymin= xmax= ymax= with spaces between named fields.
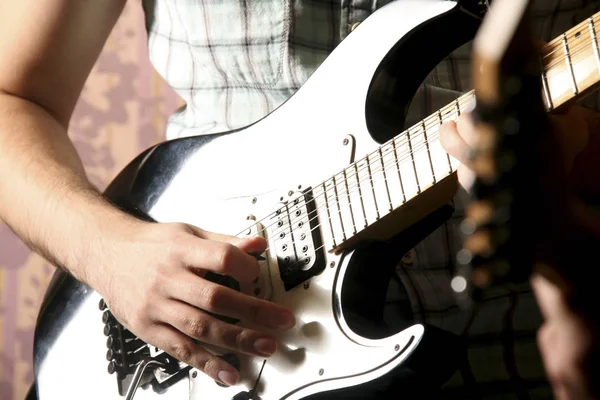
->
xmin=542 ymin=15 xmax=600 ymax=77
xmin=406 ymin=128 xmax=421 ymax=194
xmin=545 ymin=20 xmax=594 ymax=66
xmin=540 ymin=61 xmax=554 ymax=111
xmin=267 ymin=60 xmax=600 ymax=252
xmin=342 ymin=169 xmax=357 ymax=234
xmin=353 ymin=162 xmax=368 ymax=228
xmin=454 ymin=99 xmax=461 ymax=117
xmin=545 ymin=38 xmax=599 ymax=81
xmin=378 ymin=147 xmax=393 ymax=212
xmin=332 ymin=175 xmax=347 ymax=241
xmin=366 ymin=155 xmax=381 ymax=220
xmin=392 ymin=139 xmax=407 ymax=204
xmin=320 ymin=182 xmax=336 ymax=247
xmin=439 ymin=109 xmax=453 ymax=173
xmin=259 ymin=92 xmax=478 ymax=252
xmin=272 ymin=92 xmax=471 ymax=250
xmin=421 ymin=121 xmax=436 ymax=184
xmin=589 ymin=18 xmax=600 ymax=74
xmin=260 ymin=77 xmax=588 ymax=253
xmin=562 ymin=33 xmax=579 ymax=95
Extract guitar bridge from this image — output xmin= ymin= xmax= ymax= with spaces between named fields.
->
xmin=99 ymin=299 xmax=190 ymax=397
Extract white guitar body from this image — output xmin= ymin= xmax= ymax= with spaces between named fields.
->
xmin=33 ymin=1 xmax=484 ymax=399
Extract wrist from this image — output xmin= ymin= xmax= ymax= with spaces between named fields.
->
xmin=58 ymin=191 xmax=144 ymax=293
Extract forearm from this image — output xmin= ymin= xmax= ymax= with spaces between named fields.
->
xmin=0 ymin=92 xmax=138 ymax=286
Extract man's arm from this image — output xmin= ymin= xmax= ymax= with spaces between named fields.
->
xmin=0 ymin=0 xmax=129 ymax=275
xmin=0 ymin=0 xmax=295 ymax=386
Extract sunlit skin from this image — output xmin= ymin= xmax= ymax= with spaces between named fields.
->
xmin=1 ymin=0 xmax=598 ymax=394
xmin=0 ymin=0 xmax=295 ymax=387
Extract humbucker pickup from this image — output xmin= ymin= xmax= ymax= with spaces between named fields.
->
xmin=268 ymin=188 xmax=326 ymax=290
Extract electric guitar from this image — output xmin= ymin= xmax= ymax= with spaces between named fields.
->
xmin=31 ymin=0 xmax=600 ymax=399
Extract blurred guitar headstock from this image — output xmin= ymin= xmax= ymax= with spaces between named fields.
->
xmin=451 ymin=0 xmax=556 ymax=305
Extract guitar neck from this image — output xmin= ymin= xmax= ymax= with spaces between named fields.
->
xmin=542 ymin=15 xmax=600 ymax=110
xmin=316 ymin=11 xmax=600 ymax=252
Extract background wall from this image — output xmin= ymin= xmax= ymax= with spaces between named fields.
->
xmin=0 ymin=2 xmax=181 ymax=399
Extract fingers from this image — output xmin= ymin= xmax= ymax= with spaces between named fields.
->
xmin=531 ymin=271 xmax=597 ymax=400
xmin=166 ymin=270 xmax=296 ymax=331
xmin=178 ymin=233 xmax=262 ymax=283
xmin=456 ymin=164 xmax=475 ymax=192
xmin=145 ymin=323 xmax=241 ymax=386
xmin=440 ymin=114 xmax=478 ymax=165
xmin=531 ymin=271 xmax=570 ymax=321
xmin=456 ymin=113 xmax=479 ymax=148
xmin=536 ymin=322 xmax=589 ymax=400
xmin=161 ymin=299 xmax=279 ymax=358
xmin=440 ymin=115 xmax=478 ymax=191
xmin=113 ymin=221 xmax=298 ymax=388
xmin=189 ymin=224 xmax=267 ymax=255
xmin=440 ymin=120 xmax=469 ymax=165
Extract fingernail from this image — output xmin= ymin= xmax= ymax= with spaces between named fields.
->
xmin=218 ymin=370 xmax=239 ymax=386
xmin=273 ymin=311 xmax=295 ymax=330
xmin=254 ymin=338 xmax=277 ymax=356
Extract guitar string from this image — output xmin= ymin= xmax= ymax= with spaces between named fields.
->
xmin=248 ymin=125 xmax=454 ymax=260
xmin=542 ymin=27 xmax=600 ymax=74
xmin=541 ymin=15 xmax=600 ymax=63
xmin=239 ymin=32 xmax=600 ymax=245
xmin=253 ymin=102 xmax=473 ymax=264
xmin=241 ymin=19 xmax=600 ymax=243
xmin=274 ymin=26 xmax=600 ymax=277
xmin=235 ymin=92 xmax=475 ymax=246
xmin=243 ymin=36 xmax=583 ymax=259
xmin=248 ymin=46 xmax=595 ymax=276
xmin=466 ymin=13 xmax=600 ymax=78
xmin=563 ymin=14 xmax=600 ymax=42
xmin=544 ymin=38 xmax=600 ymax=77
xmin=260 ymin=119 xmax=461 ymax=241
xmin=263 ymin=133 xmax=448 ymax=258
xmin=266 ymin=141 xmax=457 ymax=281
xmin=231 ymin=30 xmax=598 ymax=275
xmin=245 ymin=138 xmax=441 ymax=282
xmin=543 ymin=30 xmax=595 ymax=62
xmin=230 ymin=94 xmax=472 ymax=244
xmin=242 ymin=39 xmax=589 ymax=261
xmin=268 ymin=125 xmax=456 ymax=244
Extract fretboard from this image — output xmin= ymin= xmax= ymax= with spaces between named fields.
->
xmin=314 ymin=11 xmax=600 ymax=251
xmin=541 ymin=15 xmax=600 ymax=110
xmin=313 ymin=95 xmax=472 ymax=250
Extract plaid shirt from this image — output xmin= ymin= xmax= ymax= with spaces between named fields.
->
xmin=143 ymin=0 xmax=600 ymax=398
